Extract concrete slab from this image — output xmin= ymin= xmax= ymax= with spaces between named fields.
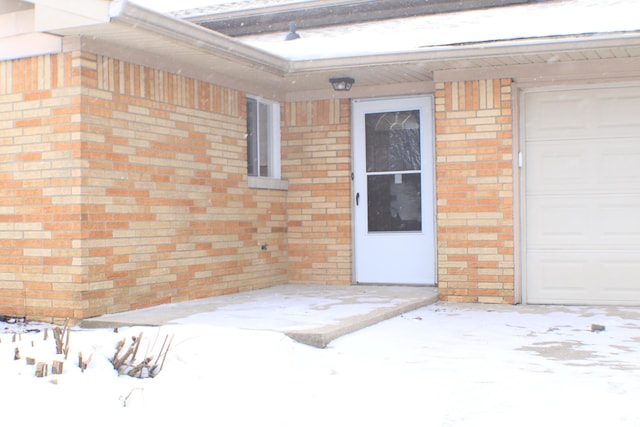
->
xmin=81 ymin=284 xmax=439 ymax=347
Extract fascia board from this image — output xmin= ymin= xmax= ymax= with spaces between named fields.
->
xmin=110 ymin=2 xmax=290 ymax=77
xmin=32 ymin=0 xmax=112 ymax=32
xmin=0 ymin=32 xmax=61 ymax=60
xmin=0 ymin=8 xmax=35 ymax=38
xmin=286 ymin=31 xmax=640 ymax=73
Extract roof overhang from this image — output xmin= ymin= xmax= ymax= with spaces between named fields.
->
xmin=3 ymin=0 xmax=640 ymax=101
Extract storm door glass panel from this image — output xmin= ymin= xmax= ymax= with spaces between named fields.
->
xmin=366 ymin=110 xmax=420 ymax=172
xmin=368 ymin=173 xmax=421 ymax=231
xmin=365 ymin=110 xmax=422 ymax=232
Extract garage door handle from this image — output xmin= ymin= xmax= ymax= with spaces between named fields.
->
xmin=356 ymin=192 xmax=360 ymax=206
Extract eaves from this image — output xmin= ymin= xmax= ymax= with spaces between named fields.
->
xmin=11 ymin=0 xmax=640 ymax=100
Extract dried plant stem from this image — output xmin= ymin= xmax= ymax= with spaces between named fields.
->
xmin=111 ymin=331 xmax=173 ymax=378
xmin=53 ymin=319 xmax=70 ymax=359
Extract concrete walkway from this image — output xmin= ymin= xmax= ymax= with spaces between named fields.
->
xmin=81 ymin=284 xmax=439 ymax=348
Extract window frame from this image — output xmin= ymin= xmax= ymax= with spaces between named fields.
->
xmin=246 ymin=96 xmax=281 ymax=180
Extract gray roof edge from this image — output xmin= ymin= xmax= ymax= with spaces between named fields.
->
xmin=178 ymin=0 xmax=542 ymax=37
xmin=176 ymin=0 xmax=535 ymax=20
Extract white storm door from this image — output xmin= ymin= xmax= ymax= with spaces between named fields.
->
xmin=353 ymin=96 xmax=436 ymax=285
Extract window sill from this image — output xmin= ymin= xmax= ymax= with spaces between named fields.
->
xmin=248 ymin=176 xmax=289 ymax=191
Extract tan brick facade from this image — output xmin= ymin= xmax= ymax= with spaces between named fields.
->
xmin=0 ymin=53 xmax=83 ymax=320
xmin=282 ymin=99 xmax=352 ymax=285
xmin=1 ymin=52 xmax=288 ymax=322
xmin=1 ymin=50 xmax=519 ymax=322
xmin=434 ymin=79 xmax=515 ymax=303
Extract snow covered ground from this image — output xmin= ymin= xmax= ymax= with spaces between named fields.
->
xmin=2 ymin=302 xmax=639 ymax=426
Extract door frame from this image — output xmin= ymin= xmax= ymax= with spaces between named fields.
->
xmin=350 ymin=95 xmax=438 ymax=285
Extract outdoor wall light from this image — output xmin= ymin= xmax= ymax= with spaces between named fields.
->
xmin=329 ymin=77 xmax=355 ymax=91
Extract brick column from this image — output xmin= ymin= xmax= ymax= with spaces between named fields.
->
xmin=435 ymin=79 xmax=515 ymax=303
xmin=281 ymin=99 xmax=352 ymax=285
xmin=0 ymin=52 xmax=84 ymax=321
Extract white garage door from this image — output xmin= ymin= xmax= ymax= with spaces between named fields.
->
xmin=524 ymin=84 xmax=640 ymax=305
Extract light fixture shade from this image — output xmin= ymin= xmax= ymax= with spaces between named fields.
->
xmin=329 ymin=77 xmax=355 ymax=91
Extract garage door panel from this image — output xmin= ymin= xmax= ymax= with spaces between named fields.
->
xmin=601 ymin=257 xmax=640 ymax=295
xmin=527 ymin=251 xmax=640 ymax=304
xmin=528 ymin=195 xmax=640 ymax=248
xmin=601 ymin=142 xmax=640 ymax=184
xmin=525 ymin=84 xmax=640 ymax=305
xmin=525 ymin=143 xmax=589 ymax=192
xmin=525 ymin=94 xmax=589 ymax=139
xmin=601 ymin=198 xmax=640 ymax=243
xmin=526 ymin=251 xmax=593 ymax=302
xmin=527 ymin=198 xmax=590 ymax=246
xmin=527 ymin=87 xmax=640 ymax=140
xmin=597 ymin=93 xmax=640 ymax=136
xmin=528 ymin=138 xmax=640 ymax=194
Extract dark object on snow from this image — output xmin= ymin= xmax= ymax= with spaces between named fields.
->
xmin=590 ymin=324 xmax=605 ymax=332
xmin=1 ymin=316 xmax=26 ymax=324
xmin=285 ymin=22 xmax=300 ymax=40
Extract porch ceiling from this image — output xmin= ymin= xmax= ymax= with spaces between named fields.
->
xmin=38 ymin=1 xmax=640 ymax=99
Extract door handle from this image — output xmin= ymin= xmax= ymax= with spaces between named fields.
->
xmin=356 ymin=192 xmax=360 ymax=206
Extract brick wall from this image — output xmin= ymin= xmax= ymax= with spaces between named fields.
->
xmin=435 ymin=79 xmax=515 ymax=303
xmin=0 ymin=52 xmax=84 ymax=320
xmin=80 ymin=53 xmax=289 ymax=318
xmin=282 ymin=99 xmax=352 ymax=285
xmin=0 ymin=51 xmax=288 ymax=322
xmin=1 ymin=50 xmax=518 ymax=321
